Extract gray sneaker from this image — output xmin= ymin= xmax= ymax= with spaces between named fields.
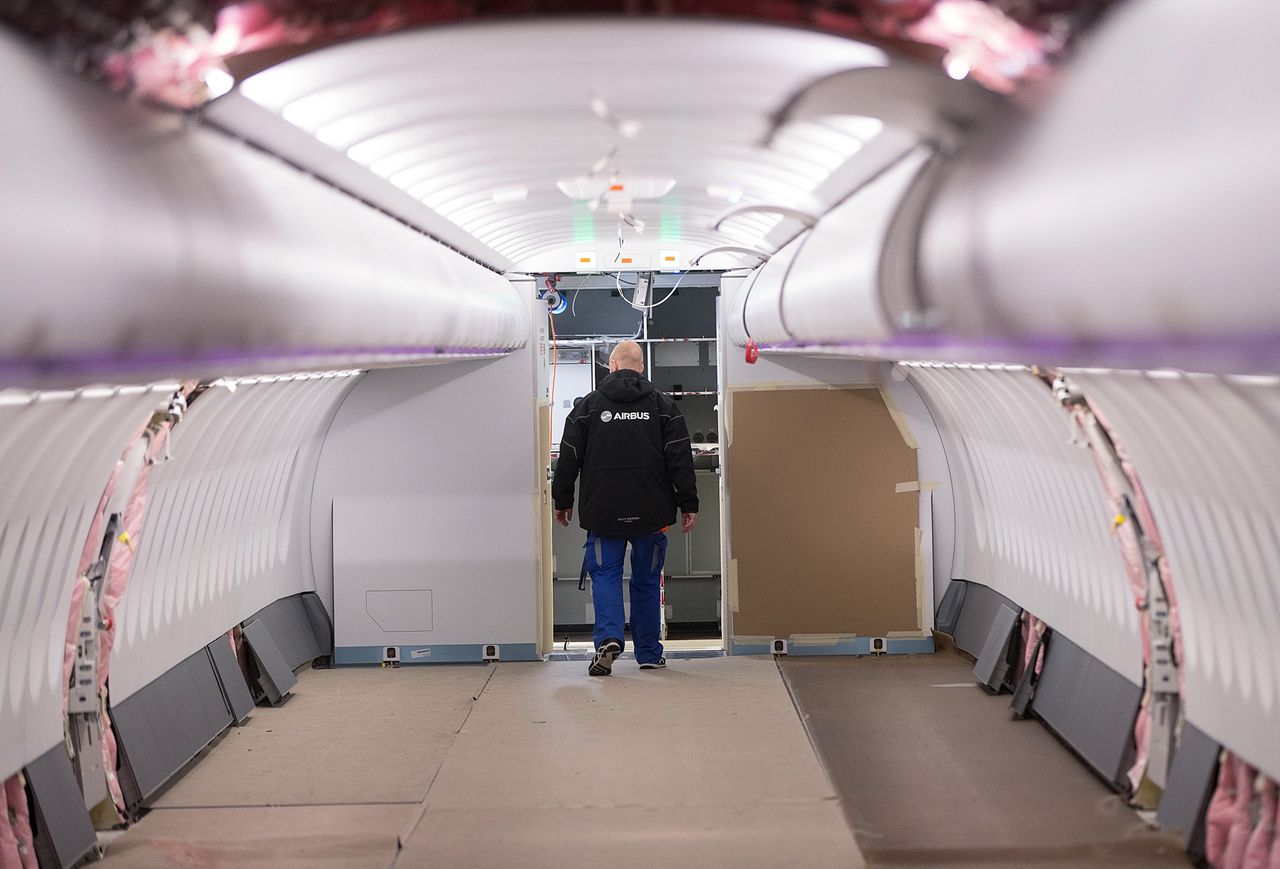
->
xmin=638 ymin=658 xmax=667 ymax=670
xmin=589 ymin=640 xmax=623 ymax=676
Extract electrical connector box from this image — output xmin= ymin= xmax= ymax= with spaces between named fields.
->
xmin=771 ymin=639 xmax=788 ymax=656
xmin=483 ymin=644 xmax=501 ymax=661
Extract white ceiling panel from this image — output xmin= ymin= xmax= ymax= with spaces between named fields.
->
xmin=239 ymin=19 xmax=886 ymax=270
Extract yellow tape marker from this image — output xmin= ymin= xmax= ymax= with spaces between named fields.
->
xmin=878 ymin=385 xmax=919 ymax=449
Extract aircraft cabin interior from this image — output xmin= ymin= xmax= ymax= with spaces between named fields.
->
xmin=0 ymin=1 xmax=1276 ymax=867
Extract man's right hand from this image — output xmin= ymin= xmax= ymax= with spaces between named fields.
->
xmin=681 ymin=512 xmax=698 ymax=534
xmin=555 ymin=508 xmax=573 ymax=527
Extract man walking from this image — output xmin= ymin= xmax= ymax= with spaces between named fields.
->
xmin=552 ymin=340 xmax=699 ymax=676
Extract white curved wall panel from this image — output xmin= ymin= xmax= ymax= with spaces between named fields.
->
xmin=905 ymin=365 xmax=1141 ymax=682
xmin=781 ymin=148 xmax=930 ymax=345
xmin=1066 ymin=370 xmax=1280 ymax=778
xmin=737 ymin=234 xmax=809 ymax=345
xmin=0 ymin=387 xmax=172 ymax=780
xmin=0 ymin=34 xmax=526 ymax=390
xmin=111 ymin=373 xmax=359 ymax=702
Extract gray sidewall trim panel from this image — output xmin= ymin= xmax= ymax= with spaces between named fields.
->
xmin=25 ymin=745 xmax=97 ymax=869
xmin=934 ymin=579 xmax=968 ymax=636
xmin=1030 ymin=631 xmax=1141 ymax=788
xmin=208 ymin=635 xmax=256 ymax=724
xmin=241 ymin=618 xmax=298 ymax=706
xmin=245 ymin=593 xmax=330 ymax=671
xmin=950 ymin=581 xmax=1017 ymax=659
xmin=1156 ymin=722 xmax=1221 ymax=854
xmin=111 ymin=646 xmax=234 ymax=811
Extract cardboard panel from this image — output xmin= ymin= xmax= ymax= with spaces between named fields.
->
xmin=728 ymin=388 xmax=919 ymax=635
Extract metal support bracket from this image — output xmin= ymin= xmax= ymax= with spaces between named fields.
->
xmin=67 ymin=514 xmax=119 ymax=812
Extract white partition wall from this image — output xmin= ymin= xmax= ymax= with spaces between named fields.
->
xmin=311 ymin=337 xmax=542 ymax=663
xmin=1069 ymin=370 xmax=1280 ymax=779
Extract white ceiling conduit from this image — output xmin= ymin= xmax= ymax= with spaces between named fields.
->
xmin=721 ymin=143 xmax=934 ymax=350
xmin=0 ymin=34 xmax=528 ymax=391
xmin=734 ymin=235 xmax=811 ymax=347
xmin=720 ymin=58 xmax=1004 ymax=353
xmin=778 ymin=146 xmax=935 ymax=346
xmin=917 ymin=0 xmax=1280 ymax=370
xmin=232 ymin=20 xmax=888 ymax=273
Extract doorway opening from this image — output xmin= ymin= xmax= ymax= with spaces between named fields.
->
xmin=543 ymin=271 xmax=724 ymax=657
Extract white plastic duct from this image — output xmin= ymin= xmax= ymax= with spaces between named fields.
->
xmin=731 ymin=234 xmax=810 ymax=346
xmin=0 ymin=34 xmax=528 ymax=390
xmin=725 ymin=269 xmax=760 ymax=349
xmin=917 ymin=0 xmax=1280 ymax=348
xmin=1067 ymin=369 xmax=1280 ymax=779
xmin=780 ymin=147 xmax=932 ymax=345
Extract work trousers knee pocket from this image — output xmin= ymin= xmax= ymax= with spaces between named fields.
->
xmin=579 ymin=533 xmax=605 ymax=589
xmin=583 ymin=533 xmax=606 ymax=573
xmin=646 ymin=534 xmax=668 ymax=576
xmin=628 ymin=532 xmax=667 ymax=589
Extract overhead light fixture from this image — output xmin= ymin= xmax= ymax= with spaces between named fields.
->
xmin=558 ymin=176 xmax=610 ymax=200
xmin=558 ymin=177 xmax=674 ymax=201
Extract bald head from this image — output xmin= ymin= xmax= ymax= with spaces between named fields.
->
xmin=609 ymin=340 xmax=644 ymax=374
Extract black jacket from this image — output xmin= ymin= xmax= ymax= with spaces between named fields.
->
xmin=552 ymin=369 xmax=699 ymax=537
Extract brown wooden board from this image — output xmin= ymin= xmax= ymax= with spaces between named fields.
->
xmin=728 ymin=387 xmax=919 ymax=636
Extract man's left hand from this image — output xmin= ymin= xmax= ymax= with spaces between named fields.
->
xmin=555 ymin=508 xmax=572 ymax=527
xmin=681 ymin=512 xmax=698 ymax=534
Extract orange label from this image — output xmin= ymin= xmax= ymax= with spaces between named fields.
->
xmin=579 ymin=257 xmax=592 ymax=263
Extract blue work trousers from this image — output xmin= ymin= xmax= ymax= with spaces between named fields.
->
xmin=584 ymin=530 xmax=667 ymax=664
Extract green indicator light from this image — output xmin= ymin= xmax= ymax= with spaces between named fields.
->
xmin=572 ymin=202 xmax=595 ymax=243
xmin=660 ymin=194 xmax=682 ymax=242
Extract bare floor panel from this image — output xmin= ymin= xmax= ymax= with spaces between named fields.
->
xmin=780 ymin=652 xmax=1190 ymax=867
xmin=100 ymin=657 xmax=864 ymax=868
xmin=155 ymin=666 xmax=492 ymax=807
xmin=397 ymin=657 xmax=862 ymax=867
xmin=399 ymin=802 xmax=859 ymax=869
xmin=97 ymin=804 xmax=413 ymax=868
